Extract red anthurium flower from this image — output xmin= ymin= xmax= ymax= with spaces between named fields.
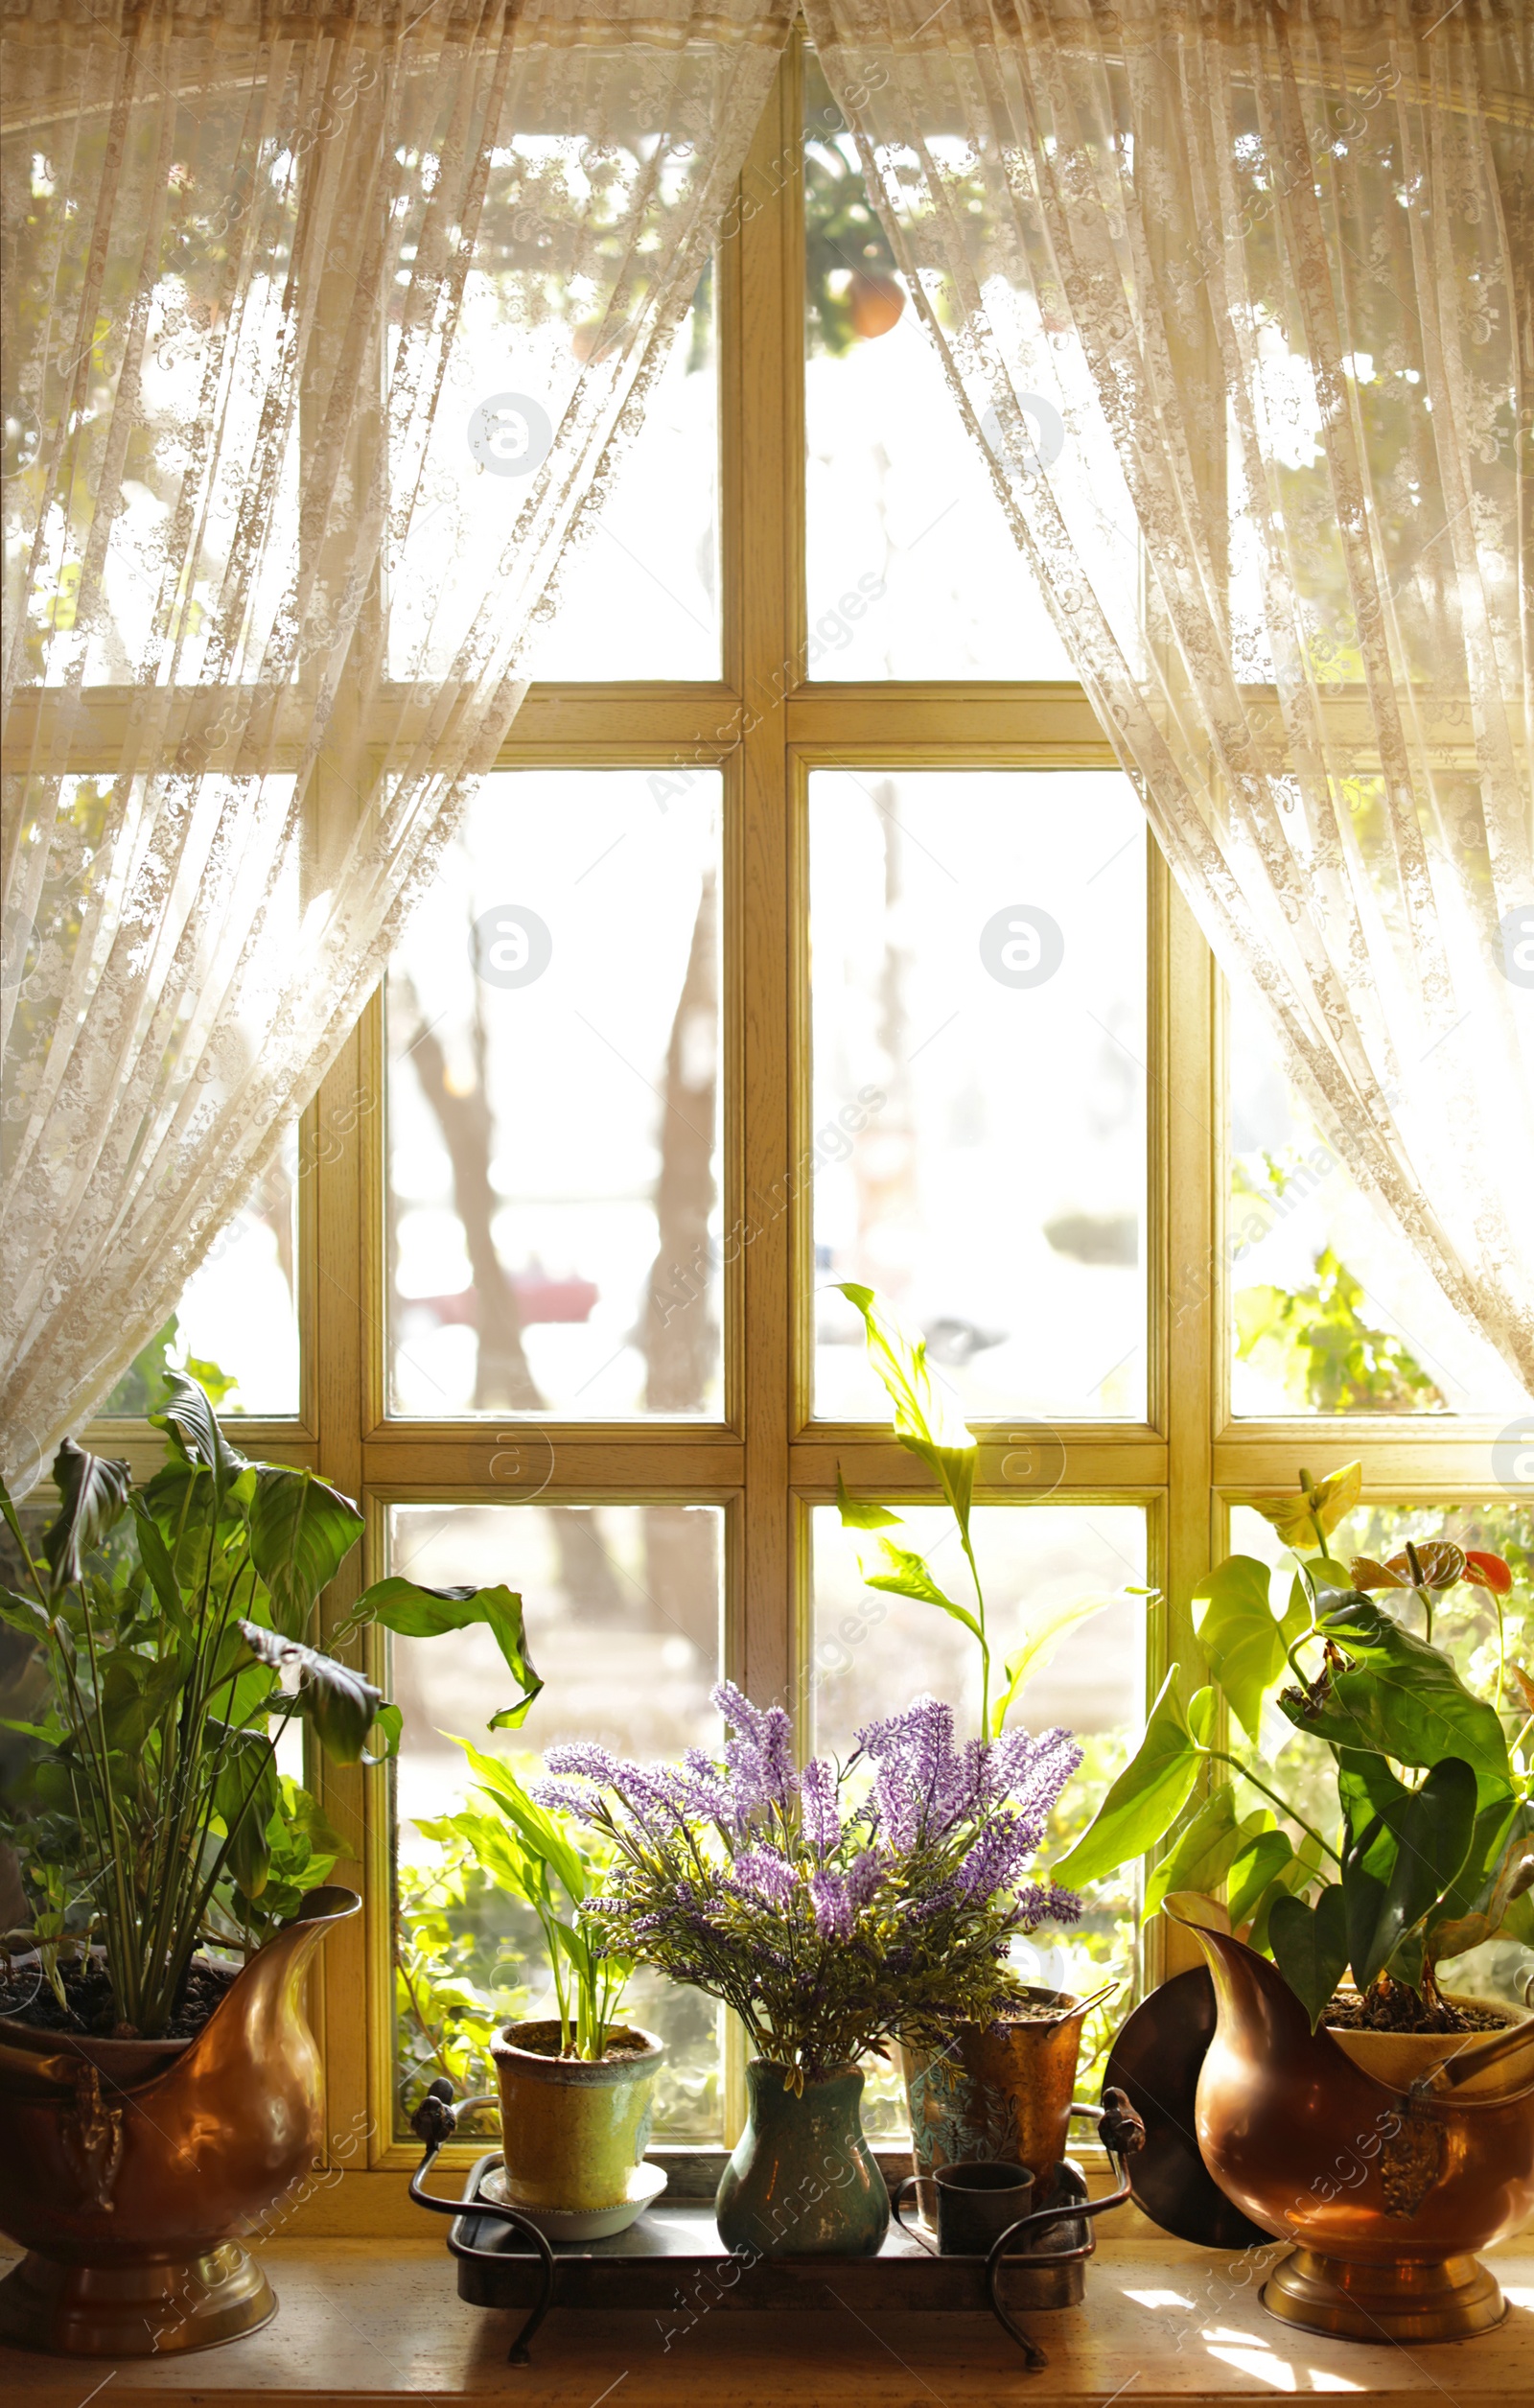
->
xmin=1463 ymin=1550 xmax=1513 ymax=1595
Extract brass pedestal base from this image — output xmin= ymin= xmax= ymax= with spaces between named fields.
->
xmin=1263 ymin=2246 xmax=1505 ymax=2345
xmin=0 ymin=2241 xmax=275 ymax=2356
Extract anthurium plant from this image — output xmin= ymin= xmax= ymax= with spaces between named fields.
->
xmin=832 ymin=1283 xmax=1151 ymax=1740
xmin=415 ymin=1740 xmax=637 ymax=2061
xmin=1055 ymin=1461 xmax=1534 ymax=2032
xmin=0 ymin=1373 xmax=541 ymax=2038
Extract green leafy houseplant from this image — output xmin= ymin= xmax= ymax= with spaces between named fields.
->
xmin=831 ymin=1283 xmax=1150 ymax=1742
xmin=0 ymin=1374 xmax=542 ymax=2038
xmin=415 ymin=1739 xmax=636 ymax=2062
xmin=1056 ymin=1461 xmax=1534 ymax=2031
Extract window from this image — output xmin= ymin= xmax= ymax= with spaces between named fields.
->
xmin=71 ymin=36 xmax=1528 ymax=2205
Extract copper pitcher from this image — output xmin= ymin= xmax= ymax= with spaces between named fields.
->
xmin=1186 ymin=1918 xmax=1534 ymax=2344
xmin=0 ymin=1885 xmax=359 ymax=2357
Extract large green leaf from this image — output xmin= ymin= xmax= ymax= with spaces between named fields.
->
xmin=357 ymin=1578 xmax=543 ymax=1730
xmin=1193 ymin=1555 xmax=1290 ymax=1744
xmin=1343 ymin=1757 xmax=1477 ymax=1992
xmin=1270 ymin=1883 xmax=1349 ymax=2029
xmin=834 ymin=1284 xmax=976 ymax=1538
xmin=1424 ymin=1797 xmax=1534 ymax=1964
xmin=1143 ymin=1785 xmax=1256 ymax=1921
xmin=151 ymin=1370 xmax=247 ymax=1500
xmin=455 ymin=1737 xmax=589 ymax=1903
xmin=41 ymin=1439 xmax=132 ymax=1592
xmin=212 ymin=1725 xmax=282 ymax=1898
xmin=995 ymin=1591 xmax=1134 ymax=1730
xmin=237 ymin=1621 xmax=383 ymax=1764
xmin=248 ymin=1466 xmax=363 ymax=1638
xmin=1054 ymin=1668 xmax=1204 ymax=1889
xmin=1226 ymin=1827 xmax=1294 ymax=1928
xmin=1284 ymin=1597 xmax=1513 ymax=1807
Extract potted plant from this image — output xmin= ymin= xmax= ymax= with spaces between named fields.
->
xmin=1058 ymin=1461 xmax=1534 ymax=2339
xmin=0 ymin=1375 xmax=541 ymax=2356
xmin=413 ymin=1741 xmax=662 ymax=2235
xmin=534 ymin=1678 xmax=1082 ymax=2256
xmin=832 ymin=1283 xmax=1141 ymax=2185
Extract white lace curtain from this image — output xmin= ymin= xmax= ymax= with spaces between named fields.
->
xmin=808 ymin=0 xmax=1534 ymax=1395
xmin=0 ymin=0 xmax=791 ymax=1487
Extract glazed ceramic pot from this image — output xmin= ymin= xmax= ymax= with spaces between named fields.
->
xmin=897 ymin=1986 xmax=1092 ymax=2204
xmin=491 ymin=2020 xmax=663 ymax=2214
xmin=715 ymin=2059 xmax=890 ymax=2257
xmin=1188 ymin=1920 xmax=1534 ymax=2344
xmin=0 ymin=1885 xmax=359 ymax=2357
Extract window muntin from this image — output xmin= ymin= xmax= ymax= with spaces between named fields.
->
xmin=810 ymin=770 xmax=1148 ymax=1421
xmin=384 ymin=771 xmax=723 ymax=1420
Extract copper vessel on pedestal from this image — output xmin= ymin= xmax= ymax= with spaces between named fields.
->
xmin=0 ymin=1885 xmax=359 ymax=2357
xmin=1187 ymin=1918 xmax=1534 ymax=2344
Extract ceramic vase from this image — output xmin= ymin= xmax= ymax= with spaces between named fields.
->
xmin=714 ymin=2059 xmax=890 ymax=2257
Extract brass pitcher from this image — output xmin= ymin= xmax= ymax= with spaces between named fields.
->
xmin=1187 ymin=1919 xmax=1534 ymax=2344
xmin=0 ymin=1886 xmax=359 ymax=2357
xmin=897 ymin=1984 xmax=1104 ymax=2205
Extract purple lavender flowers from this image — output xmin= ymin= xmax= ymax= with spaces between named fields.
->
xmin=539 ymin=1682 xmax=1082 ymax=2080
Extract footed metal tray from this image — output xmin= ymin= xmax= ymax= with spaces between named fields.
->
xmin=407 ymin=2083 xmax=1144 ymax=2371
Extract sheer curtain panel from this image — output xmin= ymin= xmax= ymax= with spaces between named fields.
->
xmin=806 ymin=0 xmax=1534 ymax=1395
xmin=0 ymin=0 xmax=791 ymax=1486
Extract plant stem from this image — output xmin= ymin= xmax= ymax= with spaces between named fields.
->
xmin=959 ymin=1528 xmax=991 ymax=1741
xmin=1209 ymin=1749 xmax=1342 ymax=1866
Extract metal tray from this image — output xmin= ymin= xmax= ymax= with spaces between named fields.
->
xmin=407 ymin=2082 xmax=1145 ymax=2370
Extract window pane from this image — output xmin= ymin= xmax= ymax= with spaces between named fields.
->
xmin=387 ymin=157 xmax=719 ymax=681
xmin=389 ymin=1501 xmax=724 ymax=2141
xmin=811 ymin=771 xmax=1146 ymax=1420
xmin=810 ymin=1502 xmax=1147 ymax=2134
xmin=523 ymin=280 xmax=718 ymax=681
xmin=1228 ymin=1496 xmax=1534 ymax=2007
xmin=1227 ymin=984 xmax=1526 ymax=1417
xmin=802 ymin=53 xmax=1069 ymax=683
xmin=98 ymin=1130 xmax=300 ymax=1418
xmin=386 ymin=772 xmax=722 ymax=1418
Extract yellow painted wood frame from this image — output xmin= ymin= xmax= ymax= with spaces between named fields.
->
xmin=55 ymin=31 xmax=1518 ymax=2229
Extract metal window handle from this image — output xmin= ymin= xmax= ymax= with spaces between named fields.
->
xmin=407 ymin=2077 xmax=556 ymax=2366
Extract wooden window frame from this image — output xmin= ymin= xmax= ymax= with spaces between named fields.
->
xmin=59 ymin=34 xmax=1513 ymax=2227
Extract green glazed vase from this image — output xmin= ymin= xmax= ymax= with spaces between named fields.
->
xmin=714 ymin=2060 xmax=891 ymax=2257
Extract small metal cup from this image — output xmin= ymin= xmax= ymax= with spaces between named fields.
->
xmin=896 ymin=2159 xmax=1035 ymax=2256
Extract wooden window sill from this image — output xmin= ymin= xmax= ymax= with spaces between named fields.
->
xmin=5 ymin=2238 xmax=1530 ymax=2404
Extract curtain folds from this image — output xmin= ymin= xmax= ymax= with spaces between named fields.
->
xmin=807 ymin=0 xmax=1534 ymax=1396
xmin=0 ymin=0 xmax=791 ymax=1485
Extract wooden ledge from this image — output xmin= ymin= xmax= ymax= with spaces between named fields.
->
xmin=2 ymin=2239 xmax=1530 ymax=2404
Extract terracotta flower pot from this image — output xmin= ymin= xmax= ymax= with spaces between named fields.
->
xmin=897 ymin=1985 xmax=1092 ymax=2207
xmin=0 ymin=1885 xmax=359 ymax=2357
xmin=491 ymin=2019 xmax=663 ymax=2215
xmin=1189 ymin=1921 xmax=1534 ymax=2343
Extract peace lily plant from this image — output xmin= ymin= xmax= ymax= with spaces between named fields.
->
xmin=0 ymin=1374 xmax=542 ymax=2038
xmin=1055 ymin=1461 xmax=1534 ymax=2033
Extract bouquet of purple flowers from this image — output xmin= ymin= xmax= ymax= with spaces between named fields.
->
xmin=533 ymin=1685 xmax=1082 ymax=2083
